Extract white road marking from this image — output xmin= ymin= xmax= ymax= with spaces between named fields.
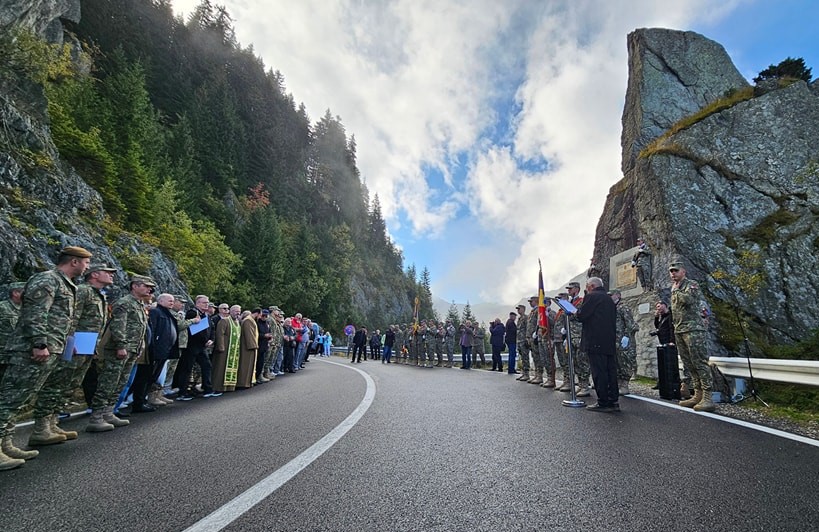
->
xmin=627 ymin=394 xmax=819 ymax=448
xmin=183 ymin=359 xmax=376 ymax=532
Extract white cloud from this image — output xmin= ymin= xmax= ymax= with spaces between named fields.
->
xmin=171 ymin=0 xmax=748 ymax=303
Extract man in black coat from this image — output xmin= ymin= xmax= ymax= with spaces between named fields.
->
xmin=575 ymin=277 xmax=618 ymax=412
xmin=504 ymin=312 xmax=518 ymax=374
xmin=351 ymin=326 xmax=367 ymax=363
xmin=131 ymin=293 xmax=179 ymax=413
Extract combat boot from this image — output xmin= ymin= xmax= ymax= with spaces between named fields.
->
xmin=679 ymin=388 xmax=703 ymax=408
xmin=0 ymin=448 xmax=25 ymax=471
xmin=693 ymin=388 xmax=716 ymax=412
xmin=528 ymin=369 xmax=543 ymax=384
xmin=28 ymin=417 xmax=67 ymax=446
xmin=680 ymin=382 xmax=691 ymax=399
xmin=516 ymin=371 xmax=530 ymax=381
xmin=575 ymin=384 xmax=591 ymax=397
xmin=50 ymin=414 xmax=78 ymax=440
xmin=618 ymin=379 xmax=630 ymax=396
xmin=102 ymin=407 xmax=130 ymax=427
xmin=2 ymin=435 xmax=38 ymax=460
xmin=541 ymin=368 xmax=556 ymax=388
xmin=557 ymin=373 xmax=573 ymax=391
xmin=147 ymin=390 xmax=166 ymax=407
xmin=85 ymin=410 xmax=115 ymax=432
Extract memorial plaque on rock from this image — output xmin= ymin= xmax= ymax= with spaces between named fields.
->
xmin=608 ymin=246 xmax=642 ymax=298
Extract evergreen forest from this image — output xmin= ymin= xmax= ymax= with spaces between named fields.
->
xmin=22 ymin=0 xmax=439 ymax=332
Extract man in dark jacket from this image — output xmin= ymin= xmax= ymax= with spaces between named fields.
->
xmin=575 ymin=277 xmax=618 ymax=412
xmin=352 ymin=326 xmax=367 ymax=363
xmin=383 ymin=326 xmax=396 ymax=364
xmin=504 ymin=312 xmax=518 ymax=374
xmin=489 ymin=318 xmax=506 ymax=371
xmin=131 ymin=293 xmax=180 ymax=413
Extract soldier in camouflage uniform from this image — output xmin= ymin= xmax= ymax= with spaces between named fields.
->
xmin=85 ymin=275 xmax=152 ymax=433
xmin=32 ymin=264 xmax=115 ymax=443
xmin=472 ymin=322 xmax=486 ymax=368
xmin=553 ymin=292 xmax=571 ymax=391
xmin=415 ymin=321 xmax=427 ymax=367
xmin=444 ymin=320 xmax=456 ymax=367
xmin=539 ymin=299 xmax=557 ymax=388
xmin=515 ymin=304 xmax=529 ymax=381
xmin=427 ymin=321 xmax=439 ymax=367
xmin=610 ymin=289 xmax=639 ymax=395
xmin=433 ymin=322 xmax=445 ymax=366
xmin=266 ymin=306 xmax=284 ymax=377
xmin=0 ymin=282 xmax=25 ymax=383
xmin=525 ymin=296 xmax=543 ymax=383
xmin=0 ymin=246 xmax=92 ymax=471
xmin=566 ymin=282 xmax=591 ymax=396
xmin=632 ymin=238 xmax=653 ymax=292
xmin=669 ymin=261 xmax=714 ymax=412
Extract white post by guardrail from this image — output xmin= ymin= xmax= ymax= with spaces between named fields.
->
xmin=709 ymin=357 xmax=819 ymax=386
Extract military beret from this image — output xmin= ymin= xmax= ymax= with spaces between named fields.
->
xmin=130 ymin=275 xmax=156 ymax=287
xmin=566 ymin=282 xmax=581 ymax=289
xmin=60 ymin=246 xmax=93 ymax=258
xmin=85 ymin=263 xmax=117 ymax=276
xmin=8 ymin=282 xmax=26 ymax=291
xmin=668 ymin=261 xmax=684 ymax=271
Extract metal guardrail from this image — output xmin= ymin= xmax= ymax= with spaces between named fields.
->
xmin=709 ymin=357 xmax=819 ymax=386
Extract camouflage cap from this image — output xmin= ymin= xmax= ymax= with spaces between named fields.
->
xmin=60 ymin=245 xmax=93 ymax=258
xmin=85 ymin=263 xmax=117 ymax=276
xmin=668 ymin=261 xmax=684 ymax=271
xmin=130 ymin=274 xmax=157 ymax=287
xmin=528 ymin=295 xmax=539 ymax=301
xmin=557 ymin=292 xmax=569 ymax=298
xmin=515 ymin=304 xmax=526 ymax=310
xmin=608 ymin=289 xmax=621 ymax=296
xmin=8 ymin=282 xmax=25 ymax=292
xmin=566 ymin=281 xmax=581 ymax=289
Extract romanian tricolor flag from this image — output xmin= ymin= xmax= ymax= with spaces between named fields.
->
xmin=412 ymin=296 xmax=420 ymax=334
xmin=538 ymin=259 xmax=548 ymax=332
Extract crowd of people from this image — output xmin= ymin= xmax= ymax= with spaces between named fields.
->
xmin=0 ymin=243 xmax=714 ymax=471
xmin=0 ymin=246 xmax=330 ymax=471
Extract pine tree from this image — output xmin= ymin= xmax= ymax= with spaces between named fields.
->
xmin=461 ymin=301 xmax=476 ymax=324
xmin=446 ymin=301 xmax=461 ymax=330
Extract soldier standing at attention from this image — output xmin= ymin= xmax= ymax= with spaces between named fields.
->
xmin=31 ymin=264 xmax=115 ymax=444
xmin=669 ymin=261 xmax=715 ymax=412
xmin=566 ymin=282 xmax=591 ymax=397
xmin=610 ymin=289 xmax=639 ymax=395
xmin=445 ymin=320 xmax=456 ymax=368
xmin=0 ymin=246 xmax=92 ymax=471
xmin=515 ymin=304 xmax=529 ymax=381
xmin=85 ymin=275 xmax=152 ymax=433
xmin=0 ymin=282 xmax=25 ymax=383
xmin=434 ymin=321 xmax=445 ymax=367
xmin=553 ymin=293 xmax=571 ymax=391
xmin=539 ymin=299 xmax=557 ymax=388
xmin=632 ymin=238 xmax=653 ymax=292
xmin=526 ymin=296 xmax=543 ymax=384
xmin=427 ymin=321 xmax=439 ymax=367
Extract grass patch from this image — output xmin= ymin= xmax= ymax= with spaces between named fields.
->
xmin=639 ymin=86 xmax=755 ymax=159
xmin=744 ymin=208 xmax=800 ymax=247
xmin=634 ymin=375 xmax=657 ymax=386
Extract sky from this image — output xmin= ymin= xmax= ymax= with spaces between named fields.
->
xmin=172 ymin=0 xmax=819 ymax=306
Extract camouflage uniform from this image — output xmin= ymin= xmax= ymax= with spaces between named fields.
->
xmin=91 ymin=293 xmax=148 ymax=412
xmin=515 ymin=309 xmax=529 ymax=379
xmin=0 ymin=269 xmax=77 ymax=440
xmin=427 ymin=323 xmax=439 ymax=367
xmin=526 ymin=302 xmax=542 ymax=382
xmin=632 ymin=241 xmax=653 ymax=291
xmin=33 ymin=282 xmax=108 ymax=418
xmin=567 ymin=294 xmax=590 ymax=391
xmin=434 ymin=323 xmax=445 ymax=366
xmin=267 ymin=314 xmax=283 ymax=373
xmin=671 ymin=275 xmax=712 ymax=398
xmin=472 ymin=324 xmax=486 ymax=368
xmin=539 ymin=307 xmax=557 ymax=387
xmin=614 ymin=299 xmax=639 ymax=385
xmin=444 ymin=323 xmax=456 ymax=367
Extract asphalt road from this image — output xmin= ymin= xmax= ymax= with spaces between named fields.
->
xmin=1 ymin=356 xmax=817 ymax=532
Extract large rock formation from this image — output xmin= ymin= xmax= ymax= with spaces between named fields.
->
xmin=0 ymin=0 xmax=188 ymax=299
xmin=595 ymin=28 xmax=819 ymax=375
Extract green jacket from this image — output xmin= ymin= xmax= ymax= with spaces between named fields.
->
xmin=72 ymin=283 xmax=107 ymax=334
xmin=0 ymin=299 xmax=21 ymax=351
xmin=671 ymin=277 xmax=706 ymax=334
xmin=5 ymin=269 xmax=76 ymax=357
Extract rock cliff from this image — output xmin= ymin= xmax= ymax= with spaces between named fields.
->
xmin=595 ymin=28 xmax=819 ymax=374
xmin=0 ymin=0 xmax=189 ymax=300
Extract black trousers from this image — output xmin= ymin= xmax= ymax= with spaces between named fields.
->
xmin=82 ymin=359 xmax=99 ymax=408
xmin=256 ymin=347 xmax=269 ymax=376
xmin=491 ymin=345 xmax=503 ymax=371
xmin=175 ymin=346 xmax=214 ymax=394
xmin=282 ymin=344 xmax=295 ymax=372
xmin=589 ymin=351 xmax=618 ymax=406
xmin=352 ymin=344 xmax=366 ymax=362
xmin=129 ymin=361 xmax=164 ymax=407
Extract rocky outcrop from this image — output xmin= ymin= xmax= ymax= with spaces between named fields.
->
xmin=596 ymin=28 xmax=819 ymax=375
xmin=0 ymin=1 xmax=188 ymax=300
xmin=0 ymin=0 xmax=80 ymax=43
xmin=621 ymin=28 xmax=749 ymax=174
